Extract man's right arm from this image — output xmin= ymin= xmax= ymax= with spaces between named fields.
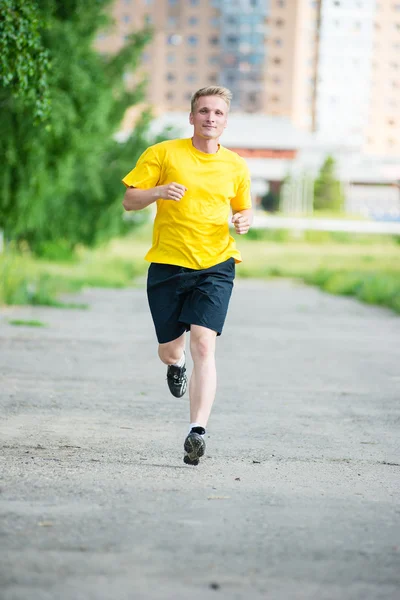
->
xmin=122 ymin=182 xmax=188 ymax=211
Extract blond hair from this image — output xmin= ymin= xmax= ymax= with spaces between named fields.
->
xmin=190 ymin=86 xmax=232 ymax=113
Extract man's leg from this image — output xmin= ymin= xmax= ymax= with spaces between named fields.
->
xmin=158 ymin=333 xmax=188 ymax=398
xmin=158 ymin=332 xmax=186 ymax=366
xmin=189 ymin=325 xmax=217 ymax=426
xmin=183 ymin=325 xmax=216 ymax=465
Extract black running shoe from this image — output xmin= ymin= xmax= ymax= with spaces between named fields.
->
xmin=167 ymin=357 xmax=187 ymax=398
xmin=183 ymin=428 xmax=206 ymax=466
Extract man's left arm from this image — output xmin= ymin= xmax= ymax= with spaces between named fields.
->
xmin=231 ymin=162 xmax=253 ymax=235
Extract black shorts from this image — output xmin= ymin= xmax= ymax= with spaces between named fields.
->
xmin=147 ymin=258 xmax=235 ymax=344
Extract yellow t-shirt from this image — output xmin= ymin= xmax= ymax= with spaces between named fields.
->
xmin=122 ymin=138 xmax=251 ymax=269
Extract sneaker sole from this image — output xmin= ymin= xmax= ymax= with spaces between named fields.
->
xmin=183 ymin=433 xmax=205 ymax=466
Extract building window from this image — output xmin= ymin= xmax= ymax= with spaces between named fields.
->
xmin=388 ymin=119 xmax=396 ymax=125
xmin=122 ymin=15 xmax=131 ymax=23
xmin=187 ymin=55 xmax=197 ymax=64
xmin=209 ymin=74 xmax=218 ymax=83
xmin=185 ymin=92 xmax=193 ymax=101
xmin=167 ymin=34 xmax=182 ymax=45
xmin=144 ymin=14 xmax=152 ymax=25
xmin=167 ymin=53 xmax=175 ymax=64
xmin=273 ymin=57 xmax=282 ymax=64
xmin=142 ymin=52 xmax=150 ymax=63
xmin=277 ymin=0 xmax=285 ymax=6
xmin=251 ymin=54 xmax=263 ymax=65
xmin=187 ymin=35 xmax=198 ymax=46
xmin=209 ymin=55 xmax=219 ymax=65
xmin=226 ymin=35 xmax=238 ymax=44
xmin=209 ymin=36 xmax=219 ymax=45
xmin=186 ymin=73 xmax=197 ymax=83
xmin=271 ymin=95 xmax=280 ymax=102
xmin=190 ymin=0 xmax=200 ymax=5
xmin=188 ymin=16 xmax=199 ymax=26
xmin=210 ymin=17 xmax=219 ymax=27
xmin=274 ymin=38 xmax=283 ymax=46
xmin=166 ymin=92 xmax=174 ymax=100
xmin=276 ymin=19 xmax=284 ymax=26
xmin=166 ymin=72 xmax=176 ymax=82
xmin=168 ymin=16 xmax=177 ymax=27
xmin=169 ymin=0 xmax=177 ymax=4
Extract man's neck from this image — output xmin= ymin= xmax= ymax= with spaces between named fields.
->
xmin=191 ymin=135 xmax=219 ymax=154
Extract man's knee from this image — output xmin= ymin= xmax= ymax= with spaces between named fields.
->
xmin=158 ymin=338 xmax=185 ymax=365
xmin=190 ymin=329 xmax=216 ymax=361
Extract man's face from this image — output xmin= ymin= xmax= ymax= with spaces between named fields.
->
xmin=189 ymin=95 xmax=228 ymax=140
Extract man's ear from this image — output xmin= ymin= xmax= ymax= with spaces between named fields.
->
xmin=189 ymin=112 xmax=194 ymax=125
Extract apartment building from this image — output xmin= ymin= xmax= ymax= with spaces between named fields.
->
xmin=95 ymin=0 xmax=400 ymax=157
xmin=366 ymin=0 xmax=400 ymax=156
xmin=216 ymin=0 xmax=268 ymax=112
xmin=95 ymin=0 xmax=221 ymax=112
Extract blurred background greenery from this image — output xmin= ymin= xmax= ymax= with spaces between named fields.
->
xmin=0 ymin=0 xmax=399 ymax=314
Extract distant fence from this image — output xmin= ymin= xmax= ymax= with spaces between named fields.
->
xmin=250 ymin=215 xmax=400 ymax=235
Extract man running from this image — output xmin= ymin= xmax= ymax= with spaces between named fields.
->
xmin=122 ymin=86 xmax=252 ymax=465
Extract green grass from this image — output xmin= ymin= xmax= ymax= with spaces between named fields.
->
xmin=9 ymin=319 xmax=47 ymax=327
xmin=235 ymin=235 xmax=400 ymax=314
xmin=0 ymin=237 xmax=149 ymax=308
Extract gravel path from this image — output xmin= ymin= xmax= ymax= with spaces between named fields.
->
xmin=1 ymin=279 xmax=399 ymax=600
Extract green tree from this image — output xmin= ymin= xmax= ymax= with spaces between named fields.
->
xmin=0 ymin=0 xmax=153 ymax=254
xmin=0 ymin=0 xmax=51 ymax=121
xmin=313 ymin=155 xmax=344 ymax=212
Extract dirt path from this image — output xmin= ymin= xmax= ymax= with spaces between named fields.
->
xmin=1 ymin=280 xmax=399 ymax=600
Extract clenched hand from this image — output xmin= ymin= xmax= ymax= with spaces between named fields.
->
xmin=158 ymin=182 xmax=187 ymax=201
xmin=232 ymin=212 xmax=250 ymax=235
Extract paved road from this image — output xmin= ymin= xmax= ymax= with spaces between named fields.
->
xmin=0 ymin=280 xmax=399 ymax=600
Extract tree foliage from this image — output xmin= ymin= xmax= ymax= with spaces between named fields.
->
xmin=0 ymin=0 xmax=153 ymax=254
xmin=0 ymin=0 xmax=51 ymax=120
xmin=313 ymin=155 xmax=344 ymax=212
